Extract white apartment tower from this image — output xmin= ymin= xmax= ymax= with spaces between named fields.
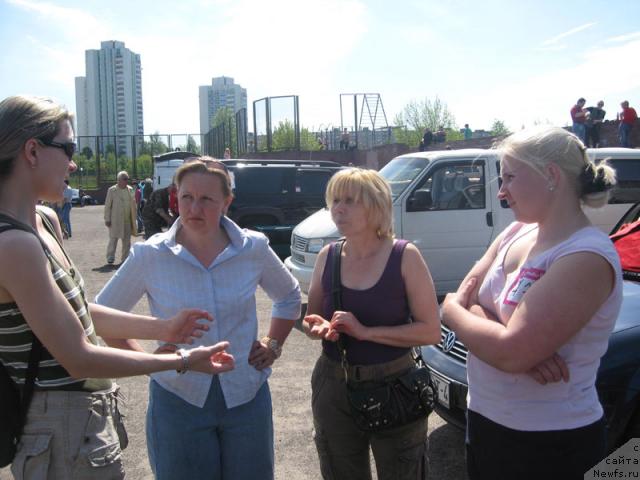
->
xmin=199 ymin=76 xmax=247 ymax=134
xmin=75 ymin=40 xmax=143 ymax=157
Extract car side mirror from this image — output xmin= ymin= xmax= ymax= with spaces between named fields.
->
xmin=408 ymin=189 xmax=433 ymax=211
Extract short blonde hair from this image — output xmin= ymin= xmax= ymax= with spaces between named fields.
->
xmin=325 ymin=168 xmax=394 ymax=238
xmin=499 ymin=126 xmax=616 ymax=208
xmin=174 ymin=159 xmax=232 ymax=198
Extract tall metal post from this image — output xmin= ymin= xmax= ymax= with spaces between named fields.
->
xmin=353 ymin=95 xmax=358 ymax=149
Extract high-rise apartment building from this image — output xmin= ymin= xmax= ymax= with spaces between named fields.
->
xmin=199 ymin=76 xmax=247 ymax=134
xmin=75 ymin=40 xmax=143 ymax=157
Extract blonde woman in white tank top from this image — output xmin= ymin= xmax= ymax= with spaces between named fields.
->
xmin=441 ymin=126 xmax=622 ymax=480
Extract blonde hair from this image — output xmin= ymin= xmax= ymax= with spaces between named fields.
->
xmin=175 ymin=158 xmax=232 ymax=198
xmin=325 ymin=168 xmax=394 ymax=238
xmin=0 ymin=95 xmax=74 ymax=180
xmin=498 ymin=126 xmax=616 ymax=208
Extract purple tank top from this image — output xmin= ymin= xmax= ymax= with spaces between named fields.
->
xmin=321 ymin=239 xmax=411 ymax=365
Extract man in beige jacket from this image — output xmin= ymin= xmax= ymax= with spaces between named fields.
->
xmin=104 ymin=171 xmax=138 ymax=264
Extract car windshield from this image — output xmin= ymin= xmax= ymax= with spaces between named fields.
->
xmin=379 ymin=156 xmax=430 ymax=199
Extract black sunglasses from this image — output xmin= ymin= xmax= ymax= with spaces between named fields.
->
xmin=38 ymin=139 xmax=77 ymax=160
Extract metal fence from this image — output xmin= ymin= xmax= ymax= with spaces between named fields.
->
xmin=201 ymin=108 xmax=248 ymax=158
xmin=72 ymin=133 xmax=203 ymax=187
xmin=70 ymin=124 xmax=397 ymax=187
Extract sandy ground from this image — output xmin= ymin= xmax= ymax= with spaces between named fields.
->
xmin=1 ymin=205 xmax=467 ymax=479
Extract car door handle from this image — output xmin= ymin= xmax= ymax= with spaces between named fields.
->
xmin=486 ymin=212 xmax=493 ymax=227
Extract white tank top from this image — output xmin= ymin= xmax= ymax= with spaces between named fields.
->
xmin=469 ymin=222 xmax=623 ymax=431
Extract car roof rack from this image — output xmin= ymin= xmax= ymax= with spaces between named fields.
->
xmin=221 ymin=159 xmax=342 ymax=168
xmin=152 ymin=151 xmax=198 ymax=162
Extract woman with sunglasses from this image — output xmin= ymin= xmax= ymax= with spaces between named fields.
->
xmin=0 ymin=95 xmax=235 ymax=479
xmin=96 ymin=158 xmax=301 ymax=480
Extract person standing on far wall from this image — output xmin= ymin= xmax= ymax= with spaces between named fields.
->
xmin=618 ymin=100 xmax=637 ymax=148
xmin=340 ymin=128 xmax=350 ymax=150
xmin=570 ymin=98 xmax=588 ymax=143
xmin=585 ymin=101 xmax=606 ymax=148
xmin=104 ymin=171 xmax=137 ymax=265
xmin=463 ymin=124 xmax=473 ymax=140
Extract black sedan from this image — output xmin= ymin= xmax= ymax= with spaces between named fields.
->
xmin=422 ymin=203 xmax=640 ymax=451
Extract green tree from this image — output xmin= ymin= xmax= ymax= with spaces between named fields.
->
xmin=271 ymin=120 xmax=321 ymax=151
xmin=490 ymin=119 xmax=511 ymax=137
xmin=136 ymin=154 xmax=153 ymax=179
xmin=212 ymin=107 xmax=237 ymax=155
xmin=141 ymin=132 xmax=169 ymax=156
xmin=393 ymin=97 xmax=457 ymax=147
xmin=81 ymin=146 xmax=93 ymax=159
xmin=185 ymin=135 xmax=200 ymax=155
xmin=272 ymin=120 xmax=296 ymax=150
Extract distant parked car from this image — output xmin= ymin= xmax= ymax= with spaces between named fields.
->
xmin=422 ymin=202 xmax=640 ymax=452
xmin=71 ymin=188 xmax=96 ymax=206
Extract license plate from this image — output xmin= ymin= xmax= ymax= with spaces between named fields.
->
xmin=430 ymin=372 xmax=450 ymax=409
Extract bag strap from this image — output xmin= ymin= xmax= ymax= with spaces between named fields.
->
xmin=330 ymin=240 xmax=351 ymax=381
xmin=0 ymin=215 xmax=46 ymax=437
xmin=330 ymin=238 xmax=425 ymax=377
xmin=0 ymin=213 xmax=52 ymax=255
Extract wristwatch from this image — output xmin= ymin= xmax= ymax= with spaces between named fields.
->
xmin=261 ymin=336 xmax=282 ymax=359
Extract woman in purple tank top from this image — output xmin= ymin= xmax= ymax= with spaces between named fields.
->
xmin=302 ymin=168 xmax=440 ymax=480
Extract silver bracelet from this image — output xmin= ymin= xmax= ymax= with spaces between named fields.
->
xmin=176 ymin=349 xmax=189 ymax=374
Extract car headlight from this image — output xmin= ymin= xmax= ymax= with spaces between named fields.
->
xmin=307 ymin=239 xmax=325 ymax=253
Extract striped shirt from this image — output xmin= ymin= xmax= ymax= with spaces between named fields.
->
xmin=0 ymin=212 xmax=111 ymax=392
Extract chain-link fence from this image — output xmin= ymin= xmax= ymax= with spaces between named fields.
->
xmin=71 ymin=133 xmax=203 ymax=187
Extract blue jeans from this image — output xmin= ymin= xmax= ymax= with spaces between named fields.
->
xmin=572 ymin=122 xmax=586 ymax=143
xmin=619 ymin=123 xmax=633 ymax=147
xmin=146 ymin=378 xmax=274 ymax=480
xmin=61 ymin=202 xmax=72 ymax=236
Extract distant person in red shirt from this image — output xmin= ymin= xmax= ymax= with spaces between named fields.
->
xmin=618 ymin=100 xmax=637 ymax=148
xmin=169 ymin=183 xmax=179 ymax=218
xmin=570 ymin=98 xmax=588 ymax=143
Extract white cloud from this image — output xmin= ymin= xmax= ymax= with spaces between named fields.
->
xmin=456 ymin=37 xmax=640 ymax=131
xmin=606 ymin=31 xmax=640 ymax=43
xmin=541 ymin=22 xmax=596 ymax=46
xmin=122 ymin=0 xmax=369 ymax=133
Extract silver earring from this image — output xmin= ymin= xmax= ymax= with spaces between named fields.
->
xmin=548 ymin=184 xmax=555 ymax=192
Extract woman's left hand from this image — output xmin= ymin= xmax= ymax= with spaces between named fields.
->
xmin=162 ymin=309 xmax=212 ymax=344
xmin=248 ymin=340 xmax=277 ymax=371
xmin=330 ymin=311 xmax=368 ymax=341
xmin=442 ymin=278 xmax=477 ymax=326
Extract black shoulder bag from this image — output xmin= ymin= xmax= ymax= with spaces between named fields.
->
xmin=0 ymin=214 xmax=45 ymax=467
xmin=331 ymin=240 xmax=435 ymax=432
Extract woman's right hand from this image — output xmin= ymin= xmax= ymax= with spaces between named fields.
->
xmin=304 ymin=314 xmax=339 ymax=341
xmin=526 ymin=353 xmax=569 ymax=385
xmin=185 ymin=341 xmax=235 ymax=374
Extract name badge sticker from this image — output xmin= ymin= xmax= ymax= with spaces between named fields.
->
xmin=504 ymin=267 xmax=545 ymax=306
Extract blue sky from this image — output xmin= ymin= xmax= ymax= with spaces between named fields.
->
xmin=1 ymin=0 xmax=639 ymax=136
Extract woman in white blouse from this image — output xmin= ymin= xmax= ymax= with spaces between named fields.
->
xmin=97 ymin=158 xmax=301 ymax=480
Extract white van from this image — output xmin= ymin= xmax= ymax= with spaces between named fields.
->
xmin=285 ymin=148 xmax=640 ymax=296
xmin=152 ymin=151 xmax=197 ymax=188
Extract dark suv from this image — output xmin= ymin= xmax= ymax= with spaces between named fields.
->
xmin=223 ymin=159 xmax=342 ymax=254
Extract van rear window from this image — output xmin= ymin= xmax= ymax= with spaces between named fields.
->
xmin=608 ymin=159 xmax=640 ymax=204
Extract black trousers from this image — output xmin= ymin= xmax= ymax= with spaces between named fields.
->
xmin=466 ymin=409 xmax=606 ymax=480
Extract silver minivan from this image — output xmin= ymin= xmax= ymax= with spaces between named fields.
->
xmin=285 ymin=148 xmax=640 ymax=296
